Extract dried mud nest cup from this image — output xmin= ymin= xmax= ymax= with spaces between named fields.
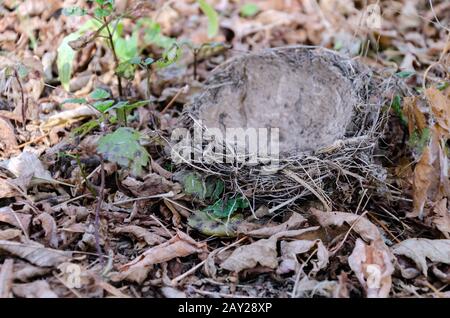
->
xmin=175 ymin=46 xmax=397 ymax=210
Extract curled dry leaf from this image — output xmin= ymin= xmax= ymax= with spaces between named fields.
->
xmin=245 ymin=212 xmax=306 ymax=238
xmin=220 ymin=237 xmax=278 ymax=273
xmin=0 ymin=259 xmax=14 ymax=298
xmin=33 ymin=212 xmax=59 ymax=248
xmin=426 ymin=87 xmax=450 ymax=134
xmin=117 ymin=231 xmax=205 ymax=284
xmin=41 ymin=105 xmax=97 ymax=130
xmin=348 ymin=238 xmax=394 ymax=298
xmin=112 ymin=225 xmax=167 ymax=246
xmin=392 ymin=238 xmax=450 ymax=277
xmin=310 ymin=208 xmax=382 ymax=242
xmin=121 ymin=173 xmax=179 ymax=197
xmin=431 ymin=199 xmax=450 ymax=238
xmin=0 ymin=117 xmax=18 ymax=157
xmin=0 ymin=229 xmax=22 ymax=241
xmin=0 ymin=206 xmax=32 ymax=233
xmin=0 ymin=178 xmax=19 ymax=198
xmin=0 ymin=240 xmax=71 ymax=267
xmin=13 ymin=264 xmax=51 ymax=282
xmin=0 ymin=151 xmax=55 ymax=189
xmin=277 ymin=239 xmax=329 ymax=275
xmin=12 ymin=280 xmax=58 ymax=298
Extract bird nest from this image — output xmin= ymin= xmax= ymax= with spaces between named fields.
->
xmin=172 ymin=46 xmax=401 ymax=213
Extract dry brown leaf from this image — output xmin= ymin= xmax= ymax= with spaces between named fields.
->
xmin=0 ymin=117 xmax=18 ymax=156
xmin=0 ymin=207 xmax=32 ymax=233
xmin=348 ymin=238 xmax=394 ymax=298
xmin=0 ymin=151 xmax=55 ymax=189
xmin=0 ymin=178 xmax=18 ymax=198
xmin=0 ymin=229 xmax=22 ymax=241
xmin=0 ymin=259 xmax=14 ymax=298
xmin=392 ymin=238 xmax=450 ymax=277
xmin=41 ymin=105 xmax=96 ymax=130
xmin=245 ymin=212 xmax=306 ymax=238
xmin=13 ymin=264 xmax=51 ymax=282
xmin=426 ymin=87 xmax=450 ymax=134
xmin=431 ymin=199 xmax=450 ymax=238
xmin=113 ymin=225 xmax=167 ymax=246
xmin=33 ymin=212 xmax=59 ymax=248
xmin=277 ymin=239 xmax=329 ymax=275
xmin=310 ymin=208 xmax=382 ymax=242
xmin=118 ymin=231 xmax=205 ymax=283
xmin=12 ymin=280 xmax=58 ymax=298
xmin=121 ymin=173 xmax=178 ymax=197
xmin=0 ymin=240 xmax=71 ymax=267
xmin=220 ymin=237 xmax=278 ymax=273
xmin=403 ymin=96 xmax=427 ymax=135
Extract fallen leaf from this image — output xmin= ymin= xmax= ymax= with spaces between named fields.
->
xmin=277 ymin=239 xmax=329 ymax=275
xmin=245 ymin=212 xmax=306 ymax=238
xmin=13 ymin=264 xmax=51 ymax=282
xmin=0 ymin=240 xmax=71 ymax=267
xmin=33 ymin=212 xmax=59 ymax=248
xmin=431 ymin=199 xmax=450 ymax=238
xmin=392 ymin=238 xmax=450 ymax=277
xmin=348 ymin=238 xmax=394 ymax=298
xmin=220 ymin=236 xmax=278 ymax=273
xmin=310 ymin=208 xmax=382 ymax=242
xmin=426 ymin=87 xmax=450 ymax=134
xmin=118 ymin=231 xmax=205 ymax=284
xmin=122 ymin=173 xmax=177 ymax=197
xmin=0 ymin=207 xmax=32 ymax=233
xmin=12 ymin=280 xmax=58 ymax=298
xmin=113 ymin=225 xmax=166 ymax=246
xmin=0 ymin=151 xmax=55 ymax=189
xmin=0 ymin=229 xmax=22 ymax=241
xmin=0 ymin=117 xmax=18 ymax=157
xmin=0 ymin=178 xmax=19 ymax=198
xmin=0 ymin=259 xmax=14 ymax=298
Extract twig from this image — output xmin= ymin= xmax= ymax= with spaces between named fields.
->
xmin=14 ymin=133 xmax=50 ymax=149
xmin=94 ymin=155 xmax=105 ymax=265
xmin=13 ymin=70 xmax=26 ymax=126
xmin=161 ymin=85 xmax=188 ymax=114
xmin=112 ymin=191 xmax=175 ymax=205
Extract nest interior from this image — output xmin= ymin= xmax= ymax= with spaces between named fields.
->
xmin=177 ymin=46 xmax=400 ymax=211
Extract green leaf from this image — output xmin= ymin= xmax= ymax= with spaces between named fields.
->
xmin=57 ymin=20 xmax=100 ymax=91
xmin=204 ymin=196 xmax=249 ymax=218
xmin=94 ymin=7 xmax=112 ymax=18
xmin=90 ymin=88 xmax=110 ymax=100
xmin=97 ymin=127 xmax=149 ymax=176
xmin=62 ymin=98 xmax=87 ymax=104
xmin=57 ymin=33 xmax=79 ymax=91
xmin=183 ymin=172 xmax=206 ymax=199
xmin=437 ymin=82 xmax=449 ymax=91
xmin=116 ymin=60 xmax=137 ymax=80
xmin=93 ymin=100 xmax=115 ymax=112
xmin=396 ymin=70 xmax=415 ymax=78
xmin=392 ymin=95 xmax=407 ymax=126
xmin=198 ymin=0 xmax=219 ymax=39
xmin=62 ymin=7 xmax=88 ymax=16
xmin=155 ymin=44 xmax=181 ymax=68
xmin=240 ymin=3 xmax=260 ymax=17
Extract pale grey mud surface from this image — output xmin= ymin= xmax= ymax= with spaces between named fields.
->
xmin=187 ymin=46 xmax=367 ymax=154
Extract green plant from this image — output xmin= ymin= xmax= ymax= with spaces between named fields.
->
xmin=240 ymin=3 xmax=260 ymax=18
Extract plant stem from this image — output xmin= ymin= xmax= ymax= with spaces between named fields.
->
xmin=94 ymin=154 xmax=106 ymax=266
xmin=103 ymin=17 xmax=127 ymax=126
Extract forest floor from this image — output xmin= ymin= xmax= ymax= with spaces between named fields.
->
xmin=0 ymin=0 xmax=449 ymax=298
